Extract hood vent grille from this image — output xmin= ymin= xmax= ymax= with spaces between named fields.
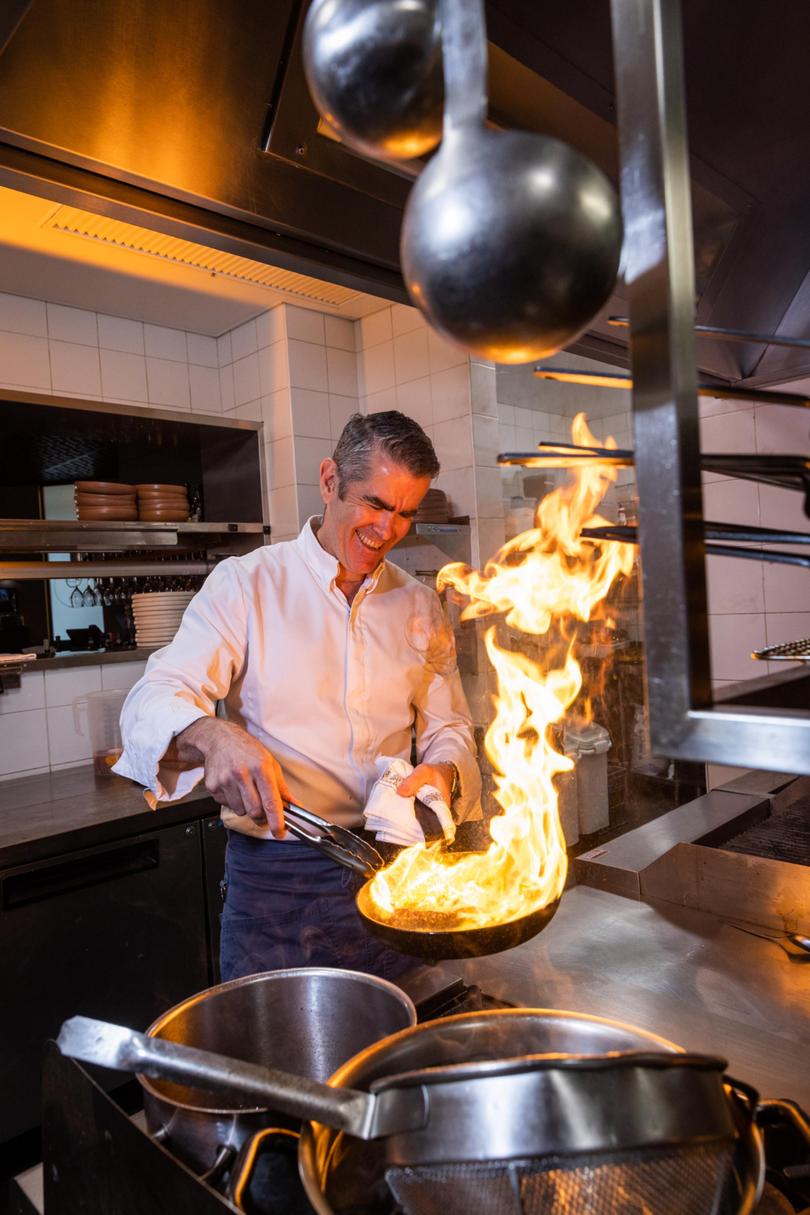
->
xmin=43 ymin=206 xmax=361 ymax=307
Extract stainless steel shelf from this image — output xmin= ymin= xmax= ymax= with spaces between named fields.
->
xmin=0 ymin=519 xmax=270 ymax=553
xmin=1 ymin=560 xmax=215 ymax=580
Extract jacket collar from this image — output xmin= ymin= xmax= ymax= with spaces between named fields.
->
xmin=296 ymin=516 xmax=386 ymax=595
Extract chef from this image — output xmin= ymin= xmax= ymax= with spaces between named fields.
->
xmin=114 ymin=410 xmax=481 ymax=981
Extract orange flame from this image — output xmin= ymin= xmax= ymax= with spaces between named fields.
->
xmin=368 ymin=413 xmax=635 ymax=930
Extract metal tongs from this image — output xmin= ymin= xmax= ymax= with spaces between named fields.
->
xmin=283 ymin=803 xmax=385 ymax=880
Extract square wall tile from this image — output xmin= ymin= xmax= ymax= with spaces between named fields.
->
xmin=705 ymin=553 xmax=764 ymax=615
xmin=391 ymin=304 xmax=424 ymax=337
xmin=51 ymin=340 xmax=102 ymax=396
xmin=144 ymin=324 xmax=188 ymax=362
xmin=435 ymin=467 xmax=476 ymax=517
xmin=359 ymin=308 xmax=392 ymax=350
xmin=233 ymin=352 xmax=261 ymax=406
xmin=708 ymin=612 xmax=766 ymax=682
xmin=47 ymin=303 xmax=98 ymax=345
xmin=100 ymin=349 xmax=148 ymax=403
xmin=46 ymin=704 xmax=94 ymax=766
xmin=329 ymin=393 xmax=358 ymax=441
xmin=187 ymin=332 xmax=218 ymax=368
xmin=219 ymin=363 xmax=235 ymax=412
xmin=702 ymin=478 xmax=760 ymax=527
xmin=269 ymin=484 xmax=299 ymax=535
xmin=262 ymin=387 xmax=293 ymax=441
xmin=765 ymin=611 xmax=810 ymax=647
xmin=290 ymin=388 xmax=331 ymax=440
xmin=324 ymin=315 xmax=355 ymax=351
xmin=98 ymin=314 xmax=145 ymax=355
xmin=293 ymin=434 xmax=327 ymax=485
xmin=700 ymin=405 xmax=755 ymax=454
xmin=364 ymin=386 xmax=398 ymax=411
xmin=297 ymin=484 xmax=324 ymax=522
xmin=216 ymin=331 xmax=232 ymax=367
xmin=326 ymin=346 xmax=358 ymax=396
xmin=431 ymin=363 xmax=471 ymax=423
xmin=259 ymin=342 xmax=290 ymax=395
xmin=393 ymin=327 xmax=429 ymax=384
xmin=146 ymin=357 xmax=191 ymax=409
xmin=470 ymin=362 xmax=497 ymax=417
xmin=475 ymin=466 xmax=507 ymax=517
xmin=763 ymin=561 xmax=810 ymax=613
xmin=475 ymin=517 xmax=507 ymax=566
xmin=0 ymin=331 xmax=51 ymax=389
xmin=230 ymin=319 xmax=258 ymax=361
xmin=190 ymin=364 xmax=222 ymax=413
xmin=285 ymin=305 xmax=325 ymax=345
xmin=101 ymin=662 xmax=147 ymax=691
xmin=235 ymin=399 xmax=261 ymax=422
xmin=759 ymin=484 xmax=808 ymax=532
xmin=0 ymin=671 xmax=45 ymax=715
xmin=45 ymin=665 xmax=102 ymax=707
xmin=257 ymin=307 xmax=285 ymax=348
xmin=0 ymin=291 xmax=47 ymax=337
xmin=396 ymin=376 xmax=432 ymax=432
xmin=427 ymin=328 xmax=467 ymax=374
xmin=288 ymin=339 xmax=329 ymax=392
xmin=268 ymin=435 xmax=295 ymax=489
xmin=472 ymin=415 xmax=500 ymax=468
xmin=0 ymin=709 xmax=49 ymax=775
xmin=359 ymin=341 xmax=395 ymax=396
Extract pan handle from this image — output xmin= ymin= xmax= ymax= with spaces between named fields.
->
xmin=56 ymin=1016 xmax=427 ymax=1142
xmin=283 ymin=803 xmax=386 ymax=879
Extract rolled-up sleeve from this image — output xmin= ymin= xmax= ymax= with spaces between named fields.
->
xmin=112 ymin=559 xmax=248 ymax=805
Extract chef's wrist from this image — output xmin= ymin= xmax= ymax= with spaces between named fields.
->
xmin=173 ymin=716 xmax=229 ymax=763
xmin=435 ymin=760 xmax=460 ymax=803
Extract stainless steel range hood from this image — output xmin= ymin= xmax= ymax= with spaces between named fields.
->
xmin=0 ymin=0 xmax=808 ymax=387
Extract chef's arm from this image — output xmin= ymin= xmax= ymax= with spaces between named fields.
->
xmin=113 ymin=559 xmax=256 ymax=807
xmin=172 ymin=716 xmax=290 ymax=831
xmin=412 ymin=668 xmax=482 ymax=822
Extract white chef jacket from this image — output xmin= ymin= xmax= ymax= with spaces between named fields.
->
xmin=113 ymin=517 xmax=481 ymax=835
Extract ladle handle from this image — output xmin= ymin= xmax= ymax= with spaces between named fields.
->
xmin=57 ymin=1016 xmax=426 ymax=1140
xmin=439 ymin=0 xmax=488 ymax=133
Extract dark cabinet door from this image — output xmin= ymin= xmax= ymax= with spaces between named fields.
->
xmin=0 ymin=821 xmax=209 ymax=1142
xmin=202 ymin=814 xmax=227 ymax=986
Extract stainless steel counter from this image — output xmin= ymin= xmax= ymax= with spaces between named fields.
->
xmin=421 ymin=885 xmax=810 ymax=1108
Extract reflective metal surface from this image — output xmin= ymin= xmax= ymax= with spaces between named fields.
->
xmin=303 ymin=0 xmax=443 ymax=161
xmin=400 ymin=0 xmax=622 ymax=362
xmin=610 ymin=0 xmax=810 ymax=772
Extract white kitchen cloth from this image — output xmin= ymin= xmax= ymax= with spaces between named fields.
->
xmin=363 ymin=756 xmax=456 ymax=847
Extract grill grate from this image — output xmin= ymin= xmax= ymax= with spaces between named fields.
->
xmin=385 ymin=1143 xmax=735 ymax=1215
xmin=722 ymin=796 xmax=810 ymax=865
xmin=752 ymin=637 xmax=810 ymax=662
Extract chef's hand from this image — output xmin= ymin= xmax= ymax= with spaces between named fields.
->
xmin=172 ymin=718 xmax=291 ymax=833
xmin=397 ymin=762 xmax=454 ymax=807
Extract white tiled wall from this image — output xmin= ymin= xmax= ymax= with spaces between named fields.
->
xmin=0 ymin=291 xmax=222 ymax=414
xmin=0 ymin=660 xmax=147 ymax=780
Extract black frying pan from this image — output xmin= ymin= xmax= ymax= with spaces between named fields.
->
xmin=283 ymin=804 xmax=561 ymax=960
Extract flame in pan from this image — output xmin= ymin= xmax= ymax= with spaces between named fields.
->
xmin=368 ymin=413 xmax=635 ymax=930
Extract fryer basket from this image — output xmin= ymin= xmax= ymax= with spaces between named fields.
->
xmin=386 ymin=1142 xmax=736 ymax=1215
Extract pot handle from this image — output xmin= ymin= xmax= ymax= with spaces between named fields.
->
xmin=199 ymin=1142 xmax=237 ymax=1189
xmin=227 ymin=1127 xmax=307 ymax=1213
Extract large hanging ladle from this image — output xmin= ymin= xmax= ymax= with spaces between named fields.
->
xmin=400 ymin=0 xmax=623 ymax=363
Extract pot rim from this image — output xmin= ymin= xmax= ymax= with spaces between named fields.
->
xmin=139 ymin=966 xmax=417 ymax=1116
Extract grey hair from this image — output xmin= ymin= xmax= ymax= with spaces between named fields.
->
xmin=332 ymin=411 xmax=439 ymax=495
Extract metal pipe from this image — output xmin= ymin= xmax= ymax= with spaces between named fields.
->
xmin=533 ymin=366 xmax=810 ymax=409
xmin=607 ymin=315 xmax=810 ymax=352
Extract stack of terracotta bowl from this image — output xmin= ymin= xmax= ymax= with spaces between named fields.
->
xmin=136 ymin=484 xmax=190 ymax=523
xmin=75 ymin=481 xmax=137 ymax=521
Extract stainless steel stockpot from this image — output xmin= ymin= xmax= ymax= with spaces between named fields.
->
xmin=139 ymin=966 xmax=416 ymax=1176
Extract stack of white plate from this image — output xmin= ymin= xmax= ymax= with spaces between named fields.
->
xmin=132 ymin=591 xmax=196 ymax=647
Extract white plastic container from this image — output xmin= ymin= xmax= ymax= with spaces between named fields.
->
xmin=73 ymin=688 xmax=127 ymax=775
xmin=555 ymin=753 xmax=579 ymax=847
xmin=564 ymin=720 xmax=612 ymax=835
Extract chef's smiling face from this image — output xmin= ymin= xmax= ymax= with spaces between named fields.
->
xmin=317 ymin=447 xmax=431 ymax=581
